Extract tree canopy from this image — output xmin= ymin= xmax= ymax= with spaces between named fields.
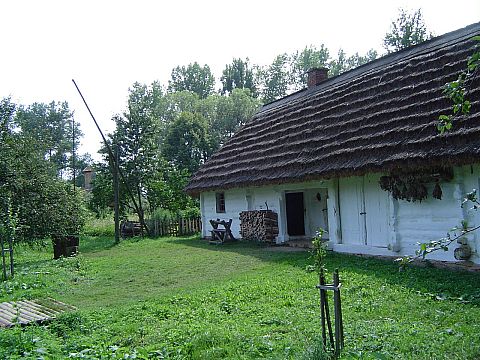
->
xmin=383 ymin=8 xmax=433 ymax=53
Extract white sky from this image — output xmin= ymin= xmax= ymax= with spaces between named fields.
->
xmin=1 ymin=0 xmax=479 ymax=159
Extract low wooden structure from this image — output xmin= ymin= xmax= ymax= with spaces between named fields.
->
xmin=0 ymin=298 xmax=76 ymax=328
xmin=317 ymin=269 xmax=344 ymax=355
xmin=121 ymin=220 xmax=142 ymax=238
xmin=209 ymin=219 xmax=236 ymax=244
xmin=149 ymin=217 xmax=202 ymax=237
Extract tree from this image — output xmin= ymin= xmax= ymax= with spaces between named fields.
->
xmin=383 ymin=8 xmax=433 ymax=53
xmin=261 ymin=53 xmax=291 ymax=103
xmin=220 ymin=58 xmax=258 ymax=96
xmin=112 ymin=83 xmax=161 ymax=220
xmin=14 ymin=101 xmax=82 ymax=177
xmin=168 ymin=62 xmax=215 ymax=99
xmin=163 ymin=111 xmax=213 ymax=174
xmin=213 ymin=88 xmax=261 ymax=147
xmin=0 ymin=97 xmax=87 ymax=242
xmin=290 ymin=45 xmax=330 ymax=90
xmin=329 ymin=49 xmax=378 ymax=76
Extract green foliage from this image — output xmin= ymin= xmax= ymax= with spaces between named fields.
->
xmin=14 ymin=101 xmax=82 ymax=176
xmin=260 ymin=53 xmax=291 ymax=103
xmin=0 ymin=97 xmax=87 ymax=243
xmin=438 ymin=37 xmax=480 ymax=133
xmin=220 ymin=58 xmax=258 ymax=96
xmin=308 ymin=228 xmax=328 ymax=275
xmin=83 ymin=216 xmax=115 ymax=237
xmin=163 ymin=111 xmax=214 ymax=174
xmin=168 ymin=62 xmax=215 ymax=99
xmin=383 ymin=8 xmax=433 ymax=53
xmin=147 ymin=164 xmax=198 ymax=213
xmin=2 ymin=237 xmax=480 ymax=359
xmin=212 ymin=88 xmax=261 ymax=146
xmin=329 ymin=49 xmax=378 ymax=77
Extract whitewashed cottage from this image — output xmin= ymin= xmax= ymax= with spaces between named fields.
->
xmin=186 ymin=23 xmax=480 ymax=264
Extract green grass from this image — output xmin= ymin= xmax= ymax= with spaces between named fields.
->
xmin=1 ymin=236 xmax=479 ymax=359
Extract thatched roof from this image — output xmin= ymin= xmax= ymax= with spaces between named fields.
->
xmin=186 ymin=23 xmax=480 ymax=195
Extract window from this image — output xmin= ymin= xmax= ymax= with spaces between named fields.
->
xmin=216 ymin=192 xmax=225 ymax=213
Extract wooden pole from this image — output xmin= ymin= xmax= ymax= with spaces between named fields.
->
xmin=319 ymin=273 xmax=327 ymax=348
xmin=113 ymin=144 xmax=120 ymax=244
xmin=321 ymin=272 xmax=335 ymax=348
xmin=333 ymin=268 xmax=343 ymax=355
xmin=72 ymin=117 xmax=76 ymax=194
xmin=72 ymin=80 xmax=150 ymax=236
xmin=9 ymin=234 xmax=14 ymax=277
xmin=1 ymin=235 xmax=6 ymax=280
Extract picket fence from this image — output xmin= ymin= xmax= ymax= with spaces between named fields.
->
xmin=147 ymin=217 xmax=202 ymax=237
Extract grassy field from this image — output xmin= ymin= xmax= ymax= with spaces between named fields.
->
xmin=1 ymin=236 xmax=479 ymax=359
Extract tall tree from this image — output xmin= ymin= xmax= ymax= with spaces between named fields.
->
xmin=261 ymin=53 xmax=291 ymax=103
xmin=113 ymin=83 xmax=161 ymax=220
xmin=163 ymin=111 xmax=213 ymax=174
xmin=168 ymin=62 xmax=215 ymax=99
xmin=14 ymin=101 xmax=82 ymax=177
xmin=290 ymin=45 xmax=330 ymax=90
xmin=383 ymin=8 xmax=433 ymax=53
xmin=0 ymin=98 xmax=86 ymax=242
xmin=213 ymin=88 xmax=261 ymax=147
xmin=220 ymin=58 xmax=258 ymax=97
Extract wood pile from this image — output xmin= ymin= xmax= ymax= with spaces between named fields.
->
xmin=240 ymin=210 xmax=278 ymax=243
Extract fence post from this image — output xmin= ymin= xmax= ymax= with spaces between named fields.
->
xmin=333 ymin=268 xmax=344 ymax=354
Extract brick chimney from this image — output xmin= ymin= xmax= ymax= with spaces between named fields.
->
xmin=307 ymin=67 xmax=329 ymax=88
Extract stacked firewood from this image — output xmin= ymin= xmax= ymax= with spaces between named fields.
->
xmin=239 ymin=210 xmax=279 ymax=243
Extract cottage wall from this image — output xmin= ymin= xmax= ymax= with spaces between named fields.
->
xmin=201 ymin=189 xmax=248 ymax=239
xmin=199 ymin=165 xmax=480 ymax=264
xmin=395 ymin=180 xmax=462 ymax=262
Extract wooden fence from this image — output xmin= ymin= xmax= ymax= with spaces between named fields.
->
xmin=147 ymin=217 xmax=202 ymax=237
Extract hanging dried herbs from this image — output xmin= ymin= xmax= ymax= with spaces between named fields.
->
xmin=379 ymin=167 xmax=452 ymax=202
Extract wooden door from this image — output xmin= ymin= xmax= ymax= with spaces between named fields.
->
xmin=363 ymin=174 xmax=390 ymax=248
xmin=339 ymin=177 xmax=367 ymax=245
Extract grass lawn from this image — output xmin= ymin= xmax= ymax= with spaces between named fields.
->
xmin=1 ymin=235 xmax=479 ymax=359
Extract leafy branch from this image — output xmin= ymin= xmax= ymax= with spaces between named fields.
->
xmin=438 ymin=36 xmax=480 ymax=133
xmin=307 ymin=228 xmax=328 ymax=275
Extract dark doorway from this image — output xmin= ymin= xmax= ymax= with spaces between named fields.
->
xmin=285 ymin=192 xmax=305 ymax=236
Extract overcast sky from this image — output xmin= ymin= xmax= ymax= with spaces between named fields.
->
xmin=1 ymin=0 xmax=479 ymax=159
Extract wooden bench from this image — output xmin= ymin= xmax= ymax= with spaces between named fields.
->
xmin=209 ymin=219 xmax=236 ymax=244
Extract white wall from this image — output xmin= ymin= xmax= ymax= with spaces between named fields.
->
xmin=395 ymin=179 xmax=462 ymax=262
xmin=199 ymin=165 xmax=480 ymax=264
xmin=200 ymin=181 xmax=330 ymax=242
xmin=332 ymin=167 xmax=480 ymax=263
xmin=201 ymin=189 xmax=247 ymax=239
